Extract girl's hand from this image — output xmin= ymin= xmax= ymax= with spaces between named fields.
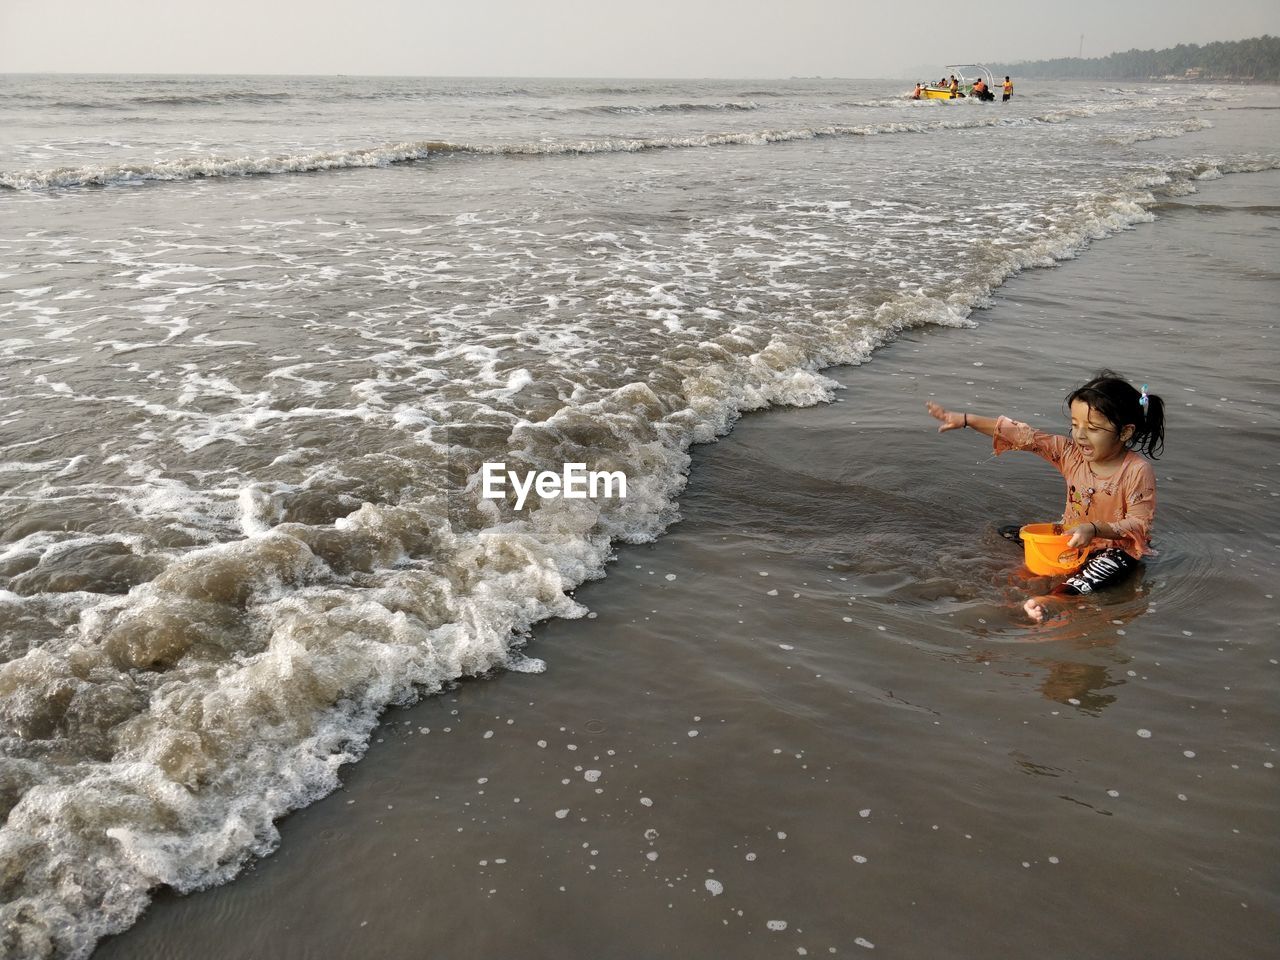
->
xmin=1067 ymin=522 xmax=1097 ymax=549
xmin=925 ymin=400 xmax=964 ymax=432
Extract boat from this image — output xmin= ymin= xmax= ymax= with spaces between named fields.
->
xmin=915 ymin=64 xmax=997 ymax=100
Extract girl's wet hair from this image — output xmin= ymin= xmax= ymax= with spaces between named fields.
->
xmin=1066 ymin=369 xmax=1165 ymax=459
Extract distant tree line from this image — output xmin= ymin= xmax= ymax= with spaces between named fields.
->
xmin=989 ymin=35 xmax=1280 ymax=82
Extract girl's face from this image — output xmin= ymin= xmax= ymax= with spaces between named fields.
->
xmin=1069 ymin=399 xmax=1133 ymax=466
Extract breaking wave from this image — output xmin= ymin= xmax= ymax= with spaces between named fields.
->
xmin=0 ymin=100 xmax=1208 ymax=192
xmin=2 ymin=149 xmax=1274 ymax=957
xmin=570 ymin=100 xmax=761 ymax=115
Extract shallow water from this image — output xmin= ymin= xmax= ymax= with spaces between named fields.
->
xmin=97 ymin=168 xmax=1280 ymax=959
xmin=2 ymin=76 xmax=1278 ymax=957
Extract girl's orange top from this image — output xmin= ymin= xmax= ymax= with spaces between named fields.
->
xmin=993 ymin=416 xmax=1157 ymax=559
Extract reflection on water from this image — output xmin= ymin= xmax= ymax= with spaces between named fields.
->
xmin=1008 ymin=568 xmax=1150 ymax=712
xmin=1034 ymin=658 xmax=1125 ymax=712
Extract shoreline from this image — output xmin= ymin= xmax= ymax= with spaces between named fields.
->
xmin=92 ymin=167 xmax=1280 ymax=958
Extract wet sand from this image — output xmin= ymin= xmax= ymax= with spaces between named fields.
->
xmin=97 ymin=172 xmax=1279 ymax=958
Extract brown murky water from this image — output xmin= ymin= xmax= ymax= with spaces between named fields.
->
xmin=96 ymin=168 xmax=1280 ymax=960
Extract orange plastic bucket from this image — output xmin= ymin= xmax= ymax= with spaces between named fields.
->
xmin=1019 ymin=523 xmax=1087 ymax=576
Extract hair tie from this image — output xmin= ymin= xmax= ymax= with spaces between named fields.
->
xmin=1139 ymin=384 xmax=1149 ymax=417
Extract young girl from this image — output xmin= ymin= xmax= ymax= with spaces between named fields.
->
xmin=926 ymin=371 xmax=1166 ymax=622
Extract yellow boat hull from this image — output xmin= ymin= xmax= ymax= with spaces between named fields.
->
xmin=920 ymin=87 xmax=959 ymax=99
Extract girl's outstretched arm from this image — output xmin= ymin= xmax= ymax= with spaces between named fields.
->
xmin=925 ymin=401 xmax=998 ymax=438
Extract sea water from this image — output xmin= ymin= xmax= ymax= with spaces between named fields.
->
xmin=1 ymin=74 xmax=1278 ymax=958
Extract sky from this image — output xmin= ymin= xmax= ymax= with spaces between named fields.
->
xmin=1 ymin=0 xmax=1277 ymax=78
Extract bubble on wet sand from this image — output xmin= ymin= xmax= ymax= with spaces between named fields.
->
xmin=639 ymin=797 xmax=653 ymax=807
xmin=705 ymin=879 xmax=724 ymax=896
xmin=767 ymin=920 xmax=788 ymax=931
xmin=555 ymin=809 xmax=569 ymax=819
xmin=1137 ymin=729 xmax=1152 ymax=738
xmin=584 ymin=769 xmax=602 ymax=782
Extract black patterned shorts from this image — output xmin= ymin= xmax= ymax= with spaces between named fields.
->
xmin=1057 ymin=548 xmax=1138 ymax=595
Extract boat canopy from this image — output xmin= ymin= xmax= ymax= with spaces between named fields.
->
xmin=943 ymin=64 xmax=996 ymax=86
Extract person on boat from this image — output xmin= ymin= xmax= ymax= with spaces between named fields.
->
xmin=1002 ymin=76 xmax=1014 ymax=102
xmin=949 ymin=76 xmax=959 ymax=98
